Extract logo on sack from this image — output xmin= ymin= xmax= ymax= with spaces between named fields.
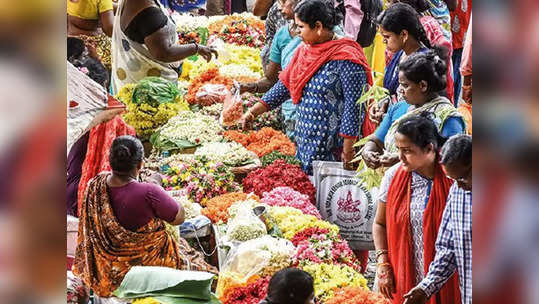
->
xmin=336 ymin=191 xmax=363 ymax=223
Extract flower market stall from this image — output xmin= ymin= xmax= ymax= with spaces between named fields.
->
xmin=75 ymin=12 xmax=388 ymax=304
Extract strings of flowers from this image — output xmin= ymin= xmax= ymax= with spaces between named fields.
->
xmin=224 ymin=128 xmax=295 ymax=157
xmin=201 ymin=192 xmax=260 ymax=224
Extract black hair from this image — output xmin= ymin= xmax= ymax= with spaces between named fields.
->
xmin=72 ymin=56 xmax=110 ymax=89
xmin=440 ymin=134 xmax=472 ymax=166
xmin=376 ymin=2 xmax=432 ymax=48
xmin=392 ymin=0 xmax=430 ymax=13
xmin=265 ymin=268 xmax=314 ymax=304
xmin=67 ymin=37 xmax=86 ymax=62
xmin=294 ymin=0 xmax=343 ymax=29
xmin=396 ymin=113 xmax=446 ymax=151
xmin=399 ymin=47 xmax=449 ymax=93
xmin=109 ymin=135 xmax=144 ymax=174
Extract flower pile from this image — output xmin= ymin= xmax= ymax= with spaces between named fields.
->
xmin=201 ymin=192 xmax=260 ymax=224
xmin=262 ymin=187 xmax=320 ymax=218
xmin=208 ymin=14 xmax=265 ymax=48
xmin=170 ymin=192 xmax=202 ymax=219
xmin=325 ymin=286 xmax=390 ymax=304
xmin=241 ymin=94 xmax=282 ymax=130
xmin=260 ymin=151 xmax=302 ymax=167
xmin=224 ymin=128 xmax=295 ymax=157
xmin=116 ymin=83 xmax=189 ymax=139
xmin=195 ymin=142 xmax=255 ymax=167
xmin=293 ymin=234 xmax=359 ymax=271
xmin=199 ymin=102 xmax=223 ymax=119
xmin=151 ymin=111 xmax=223 ymax=151
xmin=302 ymin=263 xmax=368 ymax=302
xmin=162 ymin=156 xmax=241 ymax=205
xmin=177 ymin=27 xmax=209 ymax=45
xmin=290 ymin=227 xmax=338 ymax=246
xmin=220 ymin=275 xmax=270 ymax=304
xmin=268 ymin=206 xmax=339 ymax=239
xmin=186 ymin=68 xmax=234 ymax=105
xmin=242 ymin=160 xmax=315 ymax=203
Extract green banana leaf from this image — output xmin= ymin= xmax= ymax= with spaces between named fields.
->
xmin=133 ymin=77 xmax=180 ymax=107
xmin=150 ymin=131 xmax=197 ymax=152
xmin=112 ymin=266 xmax=217 ymax=302
xmin=150 ymin=294 xmax=221 ymax=304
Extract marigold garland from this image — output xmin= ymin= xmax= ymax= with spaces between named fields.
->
xmin=326 ymin=286 xmax=390 ymax=304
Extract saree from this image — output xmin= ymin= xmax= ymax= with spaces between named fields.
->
xmin=384 ymin=96 xmax=463 ymax=153
xmin=111 ymin=0 xmax=181 ymax=94
xmin=73 ymin=173 xmax=217 ymax=297
xmin=385 ymin=164 xmax=461 ymax=304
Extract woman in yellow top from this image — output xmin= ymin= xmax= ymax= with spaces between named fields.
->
xmin=67 ymin=0 xmax=116 ymax=70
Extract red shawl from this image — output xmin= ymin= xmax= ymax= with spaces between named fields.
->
xmin=279 ymin=38 xmax=373 ymax=104
xmin=76 ymin=116 xmax=135 ymax=216
xmin=386 ymin=164 xmax=461 ymax=304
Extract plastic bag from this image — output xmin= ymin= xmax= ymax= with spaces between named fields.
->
xmin=216 ymin=236 xmax=295 ymax=297
xmin=195 ymin=84 xmax=229 ymax=106
xmin=219 ymin=82 xmax=243 ymax=126
xmin=226 ymin=207 xmax=267 ymax=242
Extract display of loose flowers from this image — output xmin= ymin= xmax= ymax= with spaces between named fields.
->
xmin=219 ymin=275 xmax=269 ymax=304
xmin=116 ymin=83 xmax=189 ymax=140
xmin=292 ymin=233 xmax=359 ymax=271
xmin=201 ymin=192 xmax=260 ymax=224
xmin=208 ymin=14 xmax=265 ymax=49
xmin=242 ymin=159 xmax=315 ymax=203
xmin=325 ymin=286 xmax=390 ymax=304
xmin=194 ymin=141 xmax=255 ymax=167
xmin=268 ymin=206 xmax=340 ymax=240
xmin=161 ymin=155 xmax=241 ymax=205
xmin=186 ymin=68 xmax=234 ymax=105
xmin=262 ymin=187 xmax=321 ymax=219
xmin=301 ymin=263 xmax=368 ymax=302
xmin=169 ymin=192 xmax=202 ymax=220
xmin=150 ymin=111 xmax=224 ymax=152
xmin=224 ymin=128 xmax=295 ymax=158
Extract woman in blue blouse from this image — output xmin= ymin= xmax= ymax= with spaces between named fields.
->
xmin=239 ymin=0 xmax=372 ymax=174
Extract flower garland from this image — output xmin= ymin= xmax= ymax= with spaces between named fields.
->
xmin=224 ymin=128 xmax=295 ymax=157
xmin=262 ymin=187 xmax=321 ymax=219
xmin=268 ymin=206 xmax=339 ymax=240
xmin=326 ymin=286 xmax=390 ymax=304
xmin=208 ymin=14 xmax=265 ymax=49
xmin=169 ymin=192 xmax=202 ymax=219
xmin=199 ymin=103 xmax=223 ymax=119
xmin=162 ymin=156 xmax=241 ymax=205
xmin=289 ymin=227 xmax=337 ymax=247
xmin=242 ymin=160 xmax=315 ymax=203
xmin=116 ymin=83 xmax=189 ymax=139
xmin=154 ymin=111 xmax=224 ymax=149
xmin=194 ymin=142 xmax=255 ymax=167
xmin=301 ymin=263 xmax=368 ymax=302
xmin=201 ymin=192 xmax=260 ymax=224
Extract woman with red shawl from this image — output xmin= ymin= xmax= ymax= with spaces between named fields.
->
xmin=373 ymin=114 xmax=461 ymax=304
xmin=239 ymin=0 xmax=373 ymax=175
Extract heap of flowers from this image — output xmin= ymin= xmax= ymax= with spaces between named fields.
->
xmin=302 ymin=263 xmax=368 ymax=302
xmin=325 ymin=286 xmax=390 ymax=304
xmin=219 ymin=63 xmax=261 ymax=79
xmin=262 ymin=187 xmax=321 ymax=219
xmin=169 ymin=192 xmax=201 ymax=219
xmin=224 ymin=128 xmax=295 ymax=157
xmin=293 ymin=233 xmax=360 ymax=271
xmin=172 ymin=13 xmax=215 ymax=32
xmin=201 ymin=192 xmax=260 ymax=224
xmin=179 ymin=57 xmax=217 ymax=82
xmin=151 ymin=111 xmax=224 ymax=152
xmin=260 ymin=151 xmax=301 ymax=167
xmin=162 ymin=156 xmax=241 ymax=205
xmin=290 ymin=227 xmax=338 ymax=246
xmin=242 ymin=160 xmax=315 ymax=203
xmin=185 ymin=68 xmax=233 ymax=105
xmin=268 ymin=206 xmax=339 ymax=239
xmin=241 ymin=94 xmax=282 ymax=131
xmin=199 ymin=102 xmax=223 ymax=119
xmin=177 ymin=27 xmax=209 ymax=45
xmin=116 ymin=83 xmax=189 ymax=139
xmin=194 ymin=142 xmax=255 ymax=167
xmin=208 ymin=14 xmax=265 ymax=48
xmin=219 ymin=275 xmax=270 ymax=304
xmin=219 ymin=44 xmax=263 ymax=76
